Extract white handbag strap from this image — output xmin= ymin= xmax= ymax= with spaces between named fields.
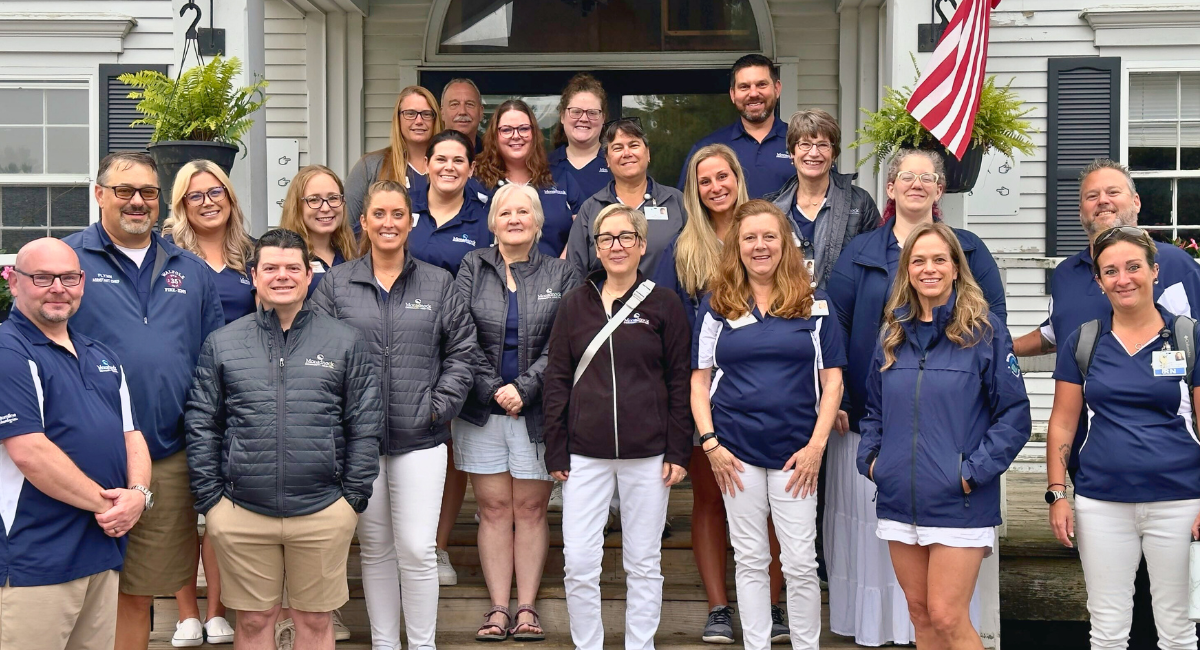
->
xmin=573 ymin=280 xmax=655 ymax=386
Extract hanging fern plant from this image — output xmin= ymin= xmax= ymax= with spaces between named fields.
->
xmin=119 ymin=57 xmax=268 ymax=150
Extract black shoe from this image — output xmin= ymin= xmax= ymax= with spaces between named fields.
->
xmin=701 ymin=605 xmax=735 ymax=644
xmin=770 ymin=605 xmax=789 ymax=644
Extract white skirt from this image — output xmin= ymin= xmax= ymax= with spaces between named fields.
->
xmin=822 ymin=430 xmax=983 ymax=646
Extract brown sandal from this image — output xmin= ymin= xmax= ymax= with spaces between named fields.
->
xmin=476 ymin=605 xmax=510 ymax=642
xmin=509 ymin=604 xmax=545 ymax=642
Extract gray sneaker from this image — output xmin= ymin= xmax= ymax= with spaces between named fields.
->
xmin=332 ymin=609 xmax=350 ymax=641
xmin=274 ymin=618 xmax=295 ymax=650
xmin=770 ymin=605 xmax=789 ymax=644
xmin=436 ymin=548 xmax=458 ymax=586
xmin=701 ymin=605 xmax=735 ymax=644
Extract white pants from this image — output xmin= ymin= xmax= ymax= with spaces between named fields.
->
xmin=722 ymin=464 xmax=821 ymax=650
xmin=1075 ymin=493 xmax=1200 ymax=650
xmin=357 ymin=445 xmax=448 ymax=650
xmin=561 ymin=454 xmax=670 ymax=650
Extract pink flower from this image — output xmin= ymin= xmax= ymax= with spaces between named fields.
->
xmin=0 ymin=266 xmax=12 ymax=281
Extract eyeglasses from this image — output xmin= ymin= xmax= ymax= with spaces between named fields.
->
xmin=498 ymin=124 xmax=534 ymax=138
xmin=595 ymin=231 xmax=639 ymax=250
xmin=12 ymin=269 xmax=84 ymax=288
xmin=303 ymin=194 xmax=345 ymax=209
xmin=796 ymin=142 xmax=833 ymax=154
xmin=603 ymin=116 xmax=643 ymax=131
xmin=101 ymin=184 xmax=161 ymax=201
xmin=400 ymin=109 xmax=436 ymax=122
xmin=184 ymin=187 xmax=227 ymax=205
xmin=566 ymin=107 xmax=603 ymax=121
xmin=1095 ymin=225 xmax=1147 ymax=246
xmin=894 ymin=171 xmax=941 ymax=186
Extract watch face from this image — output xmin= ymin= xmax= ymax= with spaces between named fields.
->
xmin=1045 ymin=490 xmax=1061 ymax=504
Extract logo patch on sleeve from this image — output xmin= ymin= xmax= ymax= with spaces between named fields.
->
xmin=1007 ymin=353 xmax=1021 ymax=377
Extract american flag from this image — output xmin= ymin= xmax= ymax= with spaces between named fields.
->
xmin=905 ymin=0 xmax=1002 ymax=160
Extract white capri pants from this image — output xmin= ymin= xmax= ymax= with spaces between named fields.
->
xmin=722 ymin=463 xmax=821 ymax=650
xmin=561 ymin=454 xmax=670 ymax=650
xmin=1075 ymin=493 xmax=1200 ymax=650
xmin=356 ymin=444 xmax=448 ymax=650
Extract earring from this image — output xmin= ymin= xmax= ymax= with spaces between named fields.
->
xmin=1155 ymin=278 xmax=1160 ymax=285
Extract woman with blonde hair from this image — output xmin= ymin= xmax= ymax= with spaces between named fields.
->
xmin=691 ymin=199 xmax=846 ymax=649
xmin=858 ymin=221 xmax=1030 ymax=650
xmin=280 ymin=164 xmax=358 ymax=296
xmin=346 ymin=85 xmax=446 ymax=232
xmin=549 ymin=73 xmax=611 ymax=199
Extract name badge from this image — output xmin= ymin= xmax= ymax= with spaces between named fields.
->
xmin=1153 ymin=350 xmax=1188 ymax=377
xmin=644 ymin=206 xmax=668 ymax=221
xmin=310 ymin=261 xmax=326 ymax=274
xmin=727 ymin=312 xmax=757 ymax=329
xmin=811 ymin=299 xmax=830 ymax=317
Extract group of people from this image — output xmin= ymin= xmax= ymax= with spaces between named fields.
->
xmin=3 ymin=51 xmax=1198 ymax=650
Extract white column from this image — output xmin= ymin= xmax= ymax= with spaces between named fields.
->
xmin=856 ymin=4 xmax=880 ymax=196
xmin=838 ymin=4 xmax=860 ymax=171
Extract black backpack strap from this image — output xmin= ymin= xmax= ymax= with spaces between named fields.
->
xmin=1074 ymin=319 xmax=1102 ymax=383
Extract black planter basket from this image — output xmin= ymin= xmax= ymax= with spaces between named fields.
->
xmin=934 ymin=143 xmax=986 ymax=194
xmin=148 ymin=141 xmax=239 ymax=222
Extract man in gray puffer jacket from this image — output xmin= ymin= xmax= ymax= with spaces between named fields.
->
xmin=185 ymin=229 xmax=383 ymax=650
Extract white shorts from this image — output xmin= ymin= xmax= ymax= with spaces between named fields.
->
xmin=876 ymin=518 xmax=995 ymax=558
xmin=451 ymin=415 xmax=551 ymax=481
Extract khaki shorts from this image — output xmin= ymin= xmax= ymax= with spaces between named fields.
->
xmin=0 ymin=570 xmax=119 ymax=650
xmin=205 ymin=497 xmax=358 ymax=613
xmin=120 ymin=451 xmax=199 ymax=595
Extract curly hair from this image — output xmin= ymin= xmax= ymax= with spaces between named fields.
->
xmin=552 ymin=73 xmax=608 ymax=149
xmin=475 ymin=100 xmax=554 ymax=190
xmin=708 ymin=199 xmax=814 ymax=320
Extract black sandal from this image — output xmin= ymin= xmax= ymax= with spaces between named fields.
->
xmin=509 ymin=604 xmax=545 ymax=642
xmin=476 ymin=605 xmax=510 ymax=642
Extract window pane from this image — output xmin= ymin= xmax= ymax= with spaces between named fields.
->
xmin=0 ymin=127 xmax=44 ymax=173
xmin=1179 ymin=179 xmax=1200 ymax=226
xmin=1136 ymin=178 xmax=1173 ymax=227
xmin=1147 ymin=228 xmax=1176 ymax=246
xmin=50 ymin=186 xmax=89 ymax=227
xmin=46 ymin=90 xmax=88 ymax=125
xmin=46 ymin=127 xmax=88 ymax=174
xmin=621 ymin=93 xmax=740 ymax=186
xmin=0 ymin=229 xmax=46 ymax=253
xmin=50 ymin=228 xmax=82 ymax=240
xmin=1129 ymin=123 xmax=1177 ymax=171
xmin=1183 ymin=123 xmax=1200 ymax=170
xmin=1130 ymin=73 xmax=1178 ymax=120
xmin=0 ymin=89 xmax=43 ymax=125
xmin=1 ymin=186 xmax=48 ymax=227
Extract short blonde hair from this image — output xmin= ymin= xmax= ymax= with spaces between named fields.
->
xmin=593 ymin=203 xmax=648 ymax=241
xmin=487 ymin=183 xmax=544 ymax=243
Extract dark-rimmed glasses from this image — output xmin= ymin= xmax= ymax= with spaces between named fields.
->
xmin=595 ymin=231 xmax=639 ymax=250
xmin=303 ymin=194 xmax=345 ymax=210
xmin=12 ymin=269 xmax=84 ymax=288
xmin=100 ymin=184 xmax=161 ymax=201
xmin=400 ymin=109 xmax=436 ymax=122
xmin=498 ymin=125 xmax=533 ymax=138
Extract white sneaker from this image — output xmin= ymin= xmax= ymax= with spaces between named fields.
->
xmin=274 ymin=618 xmax=295 ymax=650
xmin=171 ymin=618 xmax=204 ymax=648
xmin=548 ymin=481 xmax=563 ymax=512
xmin=332 ymin=609 xmax=351 ymax=642
xmin=204 ymin=616 xmax=235 ymax=644
xmin=436 ymin=548 xmax=458 ymax=586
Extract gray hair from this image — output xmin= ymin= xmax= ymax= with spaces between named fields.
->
xmin=593 ymin=203 xmax=648 ymax=241
xmin=487 ymin=183 xmax=544 ymax=244
xmin=1079 ymin=158 xmax=1137 ymax=197
xmin=441 ymin=78 xmax=481 ymax=104
xmin=885 ymin=149 xmax=946 ymax=188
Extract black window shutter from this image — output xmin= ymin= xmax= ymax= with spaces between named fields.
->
xmin=99 ymin=64 xmax=169 ymax=158
xmin=1046 ymin=57 xmax=1121 ymax=257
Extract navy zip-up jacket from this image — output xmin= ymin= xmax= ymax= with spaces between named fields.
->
xmin=826 ymin=219 xmax=1007 ymax=432
xmin=856 ymin=295 xmax=1031 ymax=528
xmin=64 ymin=223 xmax=224 ymax=460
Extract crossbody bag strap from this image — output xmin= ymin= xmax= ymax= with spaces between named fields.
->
xmin=573 ymin=280 xmax=655 ymax=386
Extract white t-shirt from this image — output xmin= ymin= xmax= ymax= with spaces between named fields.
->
xmin=114 ymin=243 xmax=151 ymax=268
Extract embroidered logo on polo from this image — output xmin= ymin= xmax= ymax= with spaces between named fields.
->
xmin=599 ymin=167 xmax=610 ymax=173
xmin=239 ymin=276 xmax=251 ymax=285
xmin=162 ymin=270 xmax=187 ymax=294
xmin=775 ymin=152 xmax=791 ymax=159
xmin=1007 ymin=353 xmax=1021 ymax=378
xmin=544 ymin=188 xmax=567 ymax=196
xmin=623 ymin=312 xmax=650 ymax=326
xmin=97 ymin=359 xmax=119 ymax=374
xmin=405 ymin=299 xmax=433 ymax=311
xmin=537 ymin=288 xmax=562 ymax=301
xmin=92 ymin=273 xmax=120 ymax=284
xmin=305 ymin=353 xmax=336 ymax=369
xmin=452 ymin=235 xmax=477 ymax=246
xmin=0 ymin=414 xmax=18 ymax=426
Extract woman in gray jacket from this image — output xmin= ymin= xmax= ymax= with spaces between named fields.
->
xmin=309 ymin=179 xmax=477 ymax=650
xmin=454 ymin=183 xmax=580 ymax=641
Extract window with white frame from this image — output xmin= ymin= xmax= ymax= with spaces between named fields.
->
xmin=1128 ymin=71 xmax=1200 ymax=243
xmin=0 ymin=82 xmax=92 ymax=253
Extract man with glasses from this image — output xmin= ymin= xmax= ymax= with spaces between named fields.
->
xmin=0 ymin=238 xmax=148 ymax=650
xmin=440 ymin=78 xmax=485 ymax=153
xmin=677 ymin=54 xmax=793 ymax=199
xmin=63 ymin=152 xmax=224 ymax=650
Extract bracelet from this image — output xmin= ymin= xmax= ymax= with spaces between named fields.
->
xmin=703 ymin=443 xmax=723 ymax=455
xmin=697 ymin=432 xmax=718 ymax=447
xmin=1047 ymin=482 xmax=1067 ymax=490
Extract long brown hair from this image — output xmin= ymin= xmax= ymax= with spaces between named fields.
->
xmin=879 ymin=222 xmax=992 ymax=370
xmin=709 ymin=200 xmax=814 ymax=320
xmin=279 ymin=165 xmax=358 ymax=262
xmin=552 ymin=73 xmax=608 ymax=149
xmin=675 ymin=144 xmax=750 ymax=298
xmin=375 ymin=86 xmax=445 ymax=185
xmin=475 ymin=100 xmax=554 ymax=190
xmin=163 ymin=160 xmax=254 ymax=274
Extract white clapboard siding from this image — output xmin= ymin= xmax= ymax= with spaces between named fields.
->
xmin=363 ymin=0 xmax=431 ymax=153
xmin=0 ymin=0 xmax=174 ymax=67
xmin=265 ymin=0 xmax=310 ymax=166
xmin=771 ymin=0 xmax=840 ymax=116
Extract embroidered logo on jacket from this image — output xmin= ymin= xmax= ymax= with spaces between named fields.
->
xmin=623 ymin=312 xmax=650 ymax=326
xmin=97 ymin=359 xmax=119 ymax=373
xmin=537 ymin=288 xmax=561 ymax=301
xmin=1007 ymin=353 xmax=1021 ymax=378
xmin=162 ymin=270 xmax=187 ymax=294
xmin=305 ymin=353 xmax=336 ymax=369
xmin=405 ymin=299 xmax=433 ymax=311
xmin=452 ymin=235 xmax=477 ymax=246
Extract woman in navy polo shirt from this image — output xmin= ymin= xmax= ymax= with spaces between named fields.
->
xmin=858 ymin=222 xmax=1030 ymax=650
xmin=407 ymin=130 xmax=493 ymax=276
xmin=1048 ymin=226 xmax=1200 ymax=650
xmin=280 ymin=164 xmax=358 ymax=297
xmin=549 ymin=73 xmax=611 ymax=200
xmin=477 ymin=99 xmax=583 ymax=258
xmin=692 ymin=199 xmax=846 ymax=650
xmin=824 ymin=149 xmax=1007 ymax=646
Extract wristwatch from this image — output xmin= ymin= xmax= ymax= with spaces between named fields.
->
xmin=1044 ymin=489 xmax=1066 ymax=505
xmin=131 ymin=485 xmax=154 ymax=511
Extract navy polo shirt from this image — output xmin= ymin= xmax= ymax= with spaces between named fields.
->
xmin=493 ymin=171 xmax=583 ymax=258
xmin=678 ymin=117 xmax=793 ymax=199
xmin=211 ymin=266 xmax=255 ymax=324
xmin=409 ymin=190 xmax=494 ymax=275
xmin=1054 ymin=306 xmax=1200 ymax=503
xmin=790 ymin=202 xmax=826 ymax=262
xmin=549 ymin=145 xmax=611 ymax=201
xmin=692 ymin=292 xmax=846 ymax=469
xmin=0 ymin=310 xmax=135 ymax=586
xmin=308 ymin=250 xmax=346 ymax=298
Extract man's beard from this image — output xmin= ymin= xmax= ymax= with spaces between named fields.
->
xmin=739 ymin=99 xmax=775 ymax=124
xmin=38 ymin=303 xmax=77 ymax=323
xmin=1083 ymin=207 xmax=1138 ymax=237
